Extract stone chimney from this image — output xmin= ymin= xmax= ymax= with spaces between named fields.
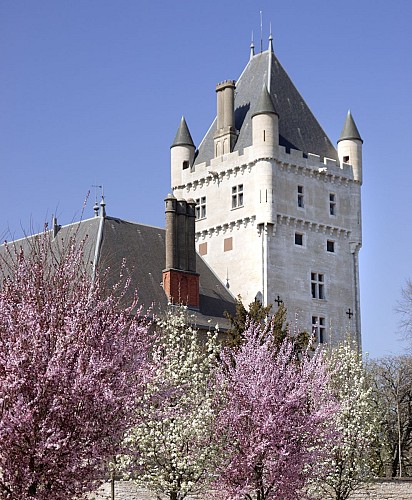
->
xmin=214 ymin=80 xmax=237 ymax=157
xmin=162 ymin=194 xmax=200 ymax=309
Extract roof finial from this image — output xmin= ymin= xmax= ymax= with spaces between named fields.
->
xmin=92 ymin=184 xmax=102 ymax=217
xmin=268 ymin=22 xmax=273 ymax=53
xmin=100 ymin=192 xmax=106 ymax=218
xmin=250 ymin=31 xmax=255 ymax=60
xmin=52 ymin=215 xmax=60 ymax=238
xmin=260 ymin=11 xmax=263 ymax=53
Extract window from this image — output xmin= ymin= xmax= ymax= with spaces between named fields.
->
xmin=195 ymin=197 xmax=206 ymax=219
xmin=343 ymin=155 xmax=349 ymax=163
xmin=329 ymin=193 xmax=336 ymax=215
xmin=232 ymin=185 xmax=244 ymax=209
xmin=224 ymin=237 xmax=233 ymax=252
xmin=183 ymin=160 xmax=189 ymax=170
xmin=295 ymin=232 xmax=303 ymax=246
xmin=312 ymin=316 xmax=326 ymax=343
xmin=327 ymin=240 xmax=335 ymax=253
xmin=298 ymin=185 xmax=304 ymax=208
xmin=311 ymin=272 xmax=325 ymax=300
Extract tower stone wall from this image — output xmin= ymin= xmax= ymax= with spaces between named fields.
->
xmin=171 ymin=46 xmax=363 ymax=345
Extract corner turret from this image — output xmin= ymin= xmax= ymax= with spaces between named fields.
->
xmin=252 ymin=84 xmax=279 ymax=150
xmin=337 ymin=111 xmax=363 ymax=183
xmin=171 ymin=116 xmax=196 ymax=189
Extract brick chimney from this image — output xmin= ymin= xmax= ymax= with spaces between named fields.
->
xmin=162 ymin=194 xmax=200 ymax=309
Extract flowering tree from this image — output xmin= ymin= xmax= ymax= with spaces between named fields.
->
xmin=122 ymin=306 xmax=221 ymax=500
xmin=308 ymin=338 xmax=379 ymax=500
xmin=0 ymin=232 xmax=150 ymax=499
xmin=214 ymin=321 xmax=336 ymax=500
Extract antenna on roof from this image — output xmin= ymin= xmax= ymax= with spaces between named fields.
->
xmin=260 ymin=11 xmax=263 ymax=53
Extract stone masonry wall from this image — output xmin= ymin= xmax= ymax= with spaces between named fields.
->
xmin=91 ymin=479 xmax=412 ymax=500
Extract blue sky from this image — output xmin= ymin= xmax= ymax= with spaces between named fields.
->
xmin=1 ymin=0 xmax=411 ymax=358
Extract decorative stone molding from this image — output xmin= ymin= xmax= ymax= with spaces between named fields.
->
xmin=174 ymin=152 xmax=356 ymax=193
xmin=277 ymin=214 xmax=350 ymax=238
xmin=195 ymin=215 xmax=256 ymax=241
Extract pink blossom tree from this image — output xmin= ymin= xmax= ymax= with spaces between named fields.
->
xmin=0 ymin=232 xmax=151 ymax=499
xmin=214 ymin=322 xmax=337 ymax=500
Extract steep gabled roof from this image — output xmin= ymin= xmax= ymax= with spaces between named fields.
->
xmin=98 ymin=217 xmax=235 ymax=328
xmin=195 ymin=49 xmax=339 ymax=165
xmin=0 ymin=216 xmax=236 ymax=330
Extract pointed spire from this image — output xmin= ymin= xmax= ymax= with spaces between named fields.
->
xmin=100 ymin=195 xmax=106 ymax=218
xmin=338 ymin=110 xmax=363 ymax=143
xmin=252 ymin=84 xmax=278 ymax=118
xmin=268 ymin=23 xmax=273 ymax=53
xmin=250 ymin=31 xmax=255 ymax=60
xmin=171 ymin=116 xmax=195 ymax=148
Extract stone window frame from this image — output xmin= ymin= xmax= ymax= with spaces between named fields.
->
xmin=294 ymin=232 xmax=304 ymax=247
xmin=231 ymin=184 xmax=244 ymax=209
xmin=329 ymin=192 xmax=337 ymax=216
xmin=195 ymin=196 xmax=207 ymax=220
xmin=297 ymin=185 xmax=304 ymax=209
xmin=312 ymin=315 xmax=326 ymax=343
xmin=311 ymin=272 xmax=325 ymax=300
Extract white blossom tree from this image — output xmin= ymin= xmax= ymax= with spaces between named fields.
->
xmin=308 ymin=338 xmax=379 ymax=500
xmin=121 ymin=306 xmax=221 ymax=500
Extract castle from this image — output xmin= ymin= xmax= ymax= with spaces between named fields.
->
xmin=1 ymin=36 xmax=363 ymax=345
xmin=170 ymin=36 xmax=363 ymax=345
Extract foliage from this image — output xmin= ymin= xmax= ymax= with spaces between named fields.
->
xmin=368 ymin=355 xmax=412 ymax=477
xmin=0 ymin=231 xmax=150 ymax=499
xmin=309 ymin=338 xmax=379 ymax=500
xmin=224 ymin=297 xmax=309 ymax=353
xmin=121 ymin=306 xmax=221 ymax=500
xmin=214 ymin=321 xmax=336 ymax=500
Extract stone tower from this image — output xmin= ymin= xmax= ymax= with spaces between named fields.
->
xmin=171 ymin=38 xmax=363 ymax=346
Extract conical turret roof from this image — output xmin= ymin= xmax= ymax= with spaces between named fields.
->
xmin=171 ymin=116 xmax=195 ymax=148
xmin=252 ymin=84 xmax=278 ymax=118
xmin=338 ymin=111 xmax=363 ymax=143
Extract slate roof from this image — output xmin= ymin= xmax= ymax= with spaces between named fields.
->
xmin=0 ymin=216 xmax=236 ymax=331
xmin=171 ymin=116 xmax=195 ymax=148
xmin=195 ymin=49 xmax=339 ymax=165
xmin=338 ymin=110 xmax=363 ymax=143
xmin=252 ymin=84 xmax=278 ymax=118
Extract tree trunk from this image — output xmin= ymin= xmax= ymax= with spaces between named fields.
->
xmin=110 ymin=470 xmax=115 ymax=500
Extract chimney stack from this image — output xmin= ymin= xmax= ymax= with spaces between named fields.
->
xmin=214 ymin=80 xmax=237 ymax=157
xmin=163 ymin=194 xmax=200 ymax=309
